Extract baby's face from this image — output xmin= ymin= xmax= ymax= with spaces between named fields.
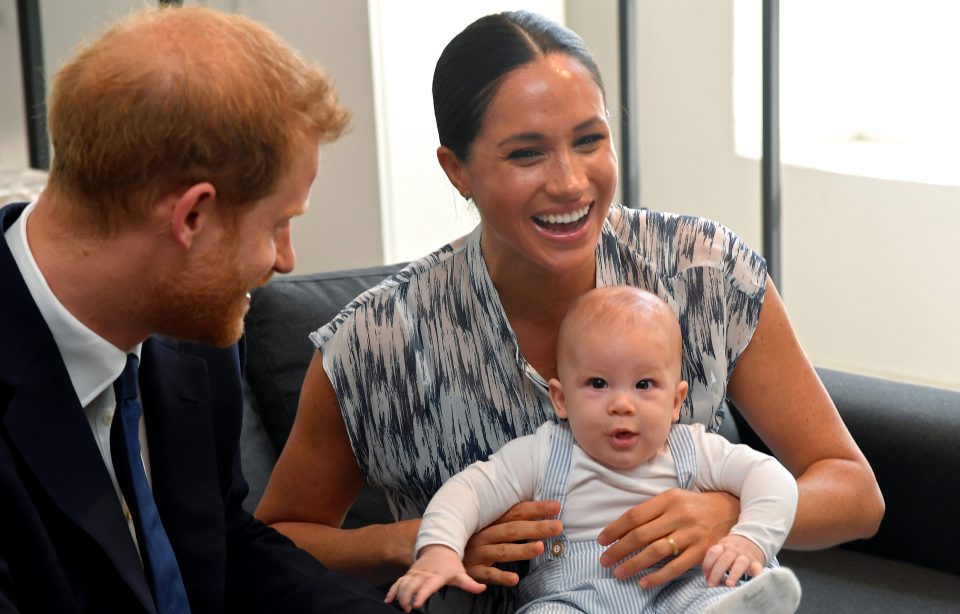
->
xmin=550 ymin=320 xmax=687 ymax=470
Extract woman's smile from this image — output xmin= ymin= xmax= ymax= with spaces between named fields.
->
xmin=532 ymin=203 xmax=593 ymax=235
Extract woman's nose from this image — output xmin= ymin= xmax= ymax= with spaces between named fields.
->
xmin=546 ymin=150 xmax=588 ymax=199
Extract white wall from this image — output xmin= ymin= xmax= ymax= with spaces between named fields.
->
xmin=234 ymin=0 xmax=385 ymax=271
xmin=634 ymin=0 xmax=960 ymax=391
xmin=0 ymin=1 xmax=28 ymax=169
xmin=566 ymin=0 xmax=622 ymax=206
xmin=370 ymin=0 xmax=565 ymax=265
xmin=0 ymin=0 xmax=386 ymax=271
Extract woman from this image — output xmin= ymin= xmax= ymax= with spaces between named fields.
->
xmin=257 ymin=11 xmax=883 ymax=613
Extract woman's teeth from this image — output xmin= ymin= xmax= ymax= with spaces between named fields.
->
xmin=534 ymin=204 xmax=590 ymax=225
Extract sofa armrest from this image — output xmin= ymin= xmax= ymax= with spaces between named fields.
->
xmin=815 ymin=368 xmax=960 ymax=575
xmin=732 ymin=368 xmax=960 ymax=575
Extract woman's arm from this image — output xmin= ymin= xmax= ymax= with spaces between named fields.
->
xmin=726 ymin=277 xmax=884 ymax=548
xmin=256 ymin=350 xmax=563 ymax=587
xmin=255 ymin=351 xmax=419 ymax=586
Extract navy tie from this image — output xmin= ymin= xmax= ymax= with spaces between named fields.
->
xmin=114 ymin=354 xmax=192 ymax=614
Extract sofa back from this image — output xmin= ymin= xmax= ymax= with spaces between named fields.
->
xmin=244 ymin=264 xmax=405 ymax=455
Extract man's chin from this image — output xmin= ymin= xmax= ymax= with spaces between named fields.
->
xmin=156 ymin=317 xmax=245 ymax=348
xmin=198 ymin=319 xmax=245 ymax=348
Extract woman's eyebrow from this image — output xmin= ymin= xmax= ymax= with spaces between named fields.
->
xmin=496 ymin=117 xmax=607 ymax=148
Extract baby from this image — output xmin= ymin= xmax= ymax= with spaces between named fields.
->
xmin=387 ymin=286 xmax=802 ymax=613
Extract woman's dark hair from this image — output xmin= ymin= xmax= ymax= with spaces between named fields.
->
xmin=432 ymin=11 xmax=605 ymax=161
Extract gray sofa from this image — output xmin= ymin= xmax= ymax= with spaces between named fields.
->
xmin=240 ymin=264 xmax=960 ymax=612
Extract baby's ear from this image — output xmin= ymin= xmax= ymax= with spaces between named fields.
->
xmin=549 ymin=378 xmax=568 ymax=419
xmin=672 ymin=380 xmax=689 ymax=422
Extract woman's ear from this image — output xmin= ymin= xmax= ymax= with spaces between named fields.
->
xmin=437 ymin=146 xmax=471 ymax=198
xmin=168 ymin=182 xmax=217 ymax=250
xmin=549 ymin=378 xmax=568 ymax=419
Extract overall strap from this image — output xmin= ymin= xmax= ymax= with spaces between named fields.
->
xmin=536 ymin=421 xmax=576 ymax=565
xmin=666 ymin=424 xmax=698 ymax=491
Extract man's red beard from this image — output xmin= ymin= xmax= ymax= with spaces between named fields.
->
xmin=150 ymin=239 xmax=254 ymax=348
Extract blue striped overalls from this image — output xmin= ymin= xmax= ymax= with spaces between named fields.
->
xmin=516 ymin=422 xmax=771 ymax=613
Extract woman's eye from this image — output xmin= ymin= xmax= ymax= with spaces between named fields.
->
xmin=575 ymin=133 xmax=605 ymax=148
xmin=636 ymin=380 xmax=651 ymax=390
xmin=507 ymin=148 xmax=541 ymax=161
xmin=589 ymin=378 xmax=607 ymax=389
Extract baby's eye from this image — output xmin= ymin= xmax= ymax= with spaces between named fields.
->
xmin=635 ymin=380 xmax=652 ymax=390
xmin=589 ymin=378 xmax=607 ymax=389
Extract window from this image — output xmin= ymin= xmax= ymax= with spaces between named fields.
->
xmin=735 ymin=0 xmax=960 ymax=187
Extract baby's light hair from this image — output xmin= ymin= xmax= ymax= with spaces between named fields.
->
xmin=557 ymin=286 xmax=683 ymax=374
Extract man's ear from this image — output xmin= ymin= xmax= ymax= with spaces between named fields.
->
xmin=436 ymin=146 xmax=471 ymax=198
xmin=549 ymin=378 xmax=568 ymax=420
xmin=672 ymin=380 xmax=689 ymax=422
xmin=169 ymin=182 xmax=217 ymax=250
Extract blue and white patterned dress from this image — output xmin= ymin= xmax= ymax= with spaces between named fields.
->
xmin=310 ymin=203 xmax=767 ymax=613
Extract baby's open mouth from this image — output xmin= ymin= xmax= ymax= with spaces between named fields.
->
xmin=610 ymin=428 xmax=638 ymax=447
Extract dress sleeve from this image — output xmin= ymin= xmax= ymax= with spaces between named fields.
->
xmin=691 ymin=425 xmax=798 ymax=565
xmin=413 ymin=433 xmax=542 ymax=559
xmin=720 ymin=224 xmax=767 ymax=375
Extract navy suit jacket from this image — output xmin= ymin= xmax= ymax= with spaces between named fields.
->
xmin=0 ymin=203 xmax=395 ymax=613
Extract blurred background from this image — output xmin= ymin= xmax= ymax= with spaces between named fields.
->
xmin=1 ymin=0 xmax=956 ymax=391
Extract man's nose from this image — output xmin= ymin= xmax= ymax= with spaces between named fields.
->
xmin=274 ymin=226 xmax=296 ymax=274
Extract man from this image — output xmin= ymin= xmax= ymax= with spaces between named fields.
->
xmin=0 ymin=6 xmax=396 ymax=612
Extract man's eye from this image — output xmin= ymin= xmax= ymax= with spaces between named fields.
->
xmin=589 ymin=378 xmax=607 ymax=389
xmin=636 ymin=380 xmax=651 ymax=390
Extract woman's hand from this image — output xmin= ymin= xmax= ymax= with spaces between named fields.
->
xmin=597 ymin=489 xmax=739 ymax=588
xmin=702 ymin=534 xmax=765 ymax=588
xmin=462 ymin=500 xmax=563 ymax=586
xmin=386 ymin=545 xmax=486 ymax=613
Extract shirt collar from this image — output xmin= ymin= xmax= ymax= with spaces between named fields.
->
xmin=4 ymin=202 xmax=141 ymax=406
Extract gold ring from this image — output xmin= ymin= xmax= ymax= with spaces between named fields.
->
xmin=666 ymin=537 xmax=680 ymax=557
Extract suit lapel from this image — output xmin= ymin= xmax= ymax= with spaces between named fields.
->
xmin=0 ymin=203 xmax=157 ymax=612
xmin=140 ymin=337 xmax=223 ymax=611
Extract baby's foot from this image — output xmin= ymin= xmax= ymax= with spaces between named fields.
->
xmin=708 ymin=567 xmax=801 ymax=614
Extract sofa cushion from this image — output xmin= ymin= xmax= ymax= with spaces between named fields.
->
xmin=779 ymin=548 xmax=960 ymax=612
xmin=243 ymin=265 xmax=404 ymax=455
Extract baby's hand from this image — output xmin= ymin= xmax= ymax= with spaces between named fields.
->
xmin=385 ymin=545 xmax=486 ymax=612
xmin=702 ymin=534 xmax=765 ymax=588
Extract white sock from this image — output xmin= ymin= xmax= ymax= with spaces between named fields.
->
xmin=707 ymin=567 xmax=802 ymax=614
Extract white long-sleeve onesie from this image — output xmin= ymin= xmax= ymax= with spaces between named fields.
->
xmin=416 ymin=421 xmax=798 ymax=566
